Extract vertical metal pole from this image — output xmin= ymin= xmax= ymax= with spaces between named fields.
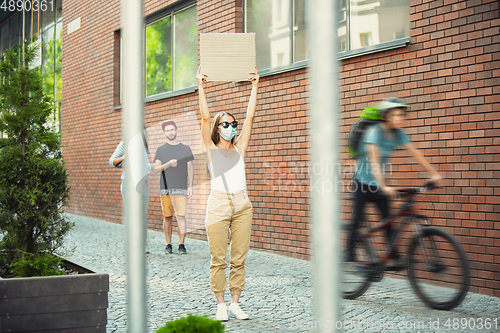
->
xmin=121 ymin=0 xmax=146 ymax=332
xmin=53 ymin=6 xmax=56 ymax=123
xmin=22 ymin=0 xmax=25 ymax=64
xmin=308 ymin=0 xmax=341 ymax=332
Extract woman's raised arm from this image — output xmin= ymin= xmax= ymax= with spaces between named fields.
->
xmin=196 ymin=66 xmax=213 ymax=152
xmin=235 ymin=66 xmax=259 ymax=155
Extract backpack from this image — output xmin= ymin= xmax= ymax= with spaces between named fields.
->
xmin=347 ymin=106 xmax=382 ymax=159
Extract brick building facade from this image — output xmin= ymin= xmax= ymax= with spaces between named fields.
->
xmin=61 ymin=0 xmax=499 ymax=296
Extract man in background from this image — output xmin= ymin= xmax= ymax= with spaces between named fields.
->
xmin=153 ymin=120 xmax=194 ymax=254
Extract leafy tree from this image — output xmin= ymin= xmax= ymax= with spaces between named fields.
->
xmin=0 ymin=42 xmax=72 ymax=277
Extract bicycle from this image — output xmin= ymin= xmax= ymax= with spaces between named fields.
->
xmin=341 ymin=182 xmax=470 ymax=310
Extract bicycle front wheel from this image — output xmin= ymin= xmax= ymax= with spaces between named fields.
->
xmin=407 ymin=226 xmax=470 ymax=310
xmin=341 ymin=239 xmax=372 ymax=299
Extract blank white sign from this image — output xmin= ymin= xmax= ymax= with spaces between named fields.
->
xmin=200 ymin=33 xmax=256 ymax=82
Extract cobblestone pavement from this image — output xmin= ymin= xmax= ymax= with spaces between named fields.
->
xmin=62 ymin=214 xmax=499 ymax=333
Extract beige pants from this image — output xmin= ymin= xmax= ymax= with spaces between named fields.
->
xmin=205 ymin=189 xmax=252 ymax=297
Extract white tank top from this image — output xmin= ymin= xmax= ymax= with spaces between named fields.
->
xmin=208 ymin=147 xmax=246 ymax=193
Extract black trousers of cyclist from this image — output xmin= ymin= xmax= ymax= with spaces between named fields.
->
xmin=347 ymin=181 xmax=396 ymax=260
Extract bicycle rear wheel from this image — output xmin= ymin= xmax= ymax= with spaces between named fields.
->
xmin=407 ymin=226 xmax=470 ymax=310
xmin=341 ymin=239 xmax=372 ymax=299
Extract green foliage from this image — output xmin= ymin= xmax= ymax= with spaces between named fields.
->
xmin=145 ymin=6 xmax=198 ymax=96
xmin=11 ymin=252 xmax=64 ymax=277
xmin=0 ymin=42 xmax=72 ymax=277
xmin=146 ymin=16 xmax=172 ymax=96
xmin=42 ymin=30 xmax=63 ymax=100
xmin=41 ymin=27 xmax=63 ymax=124
xmin=156 ymin=314 xmax=225 ymax=333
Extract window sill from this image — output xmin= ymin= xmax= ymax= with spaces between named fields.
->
xmin=113 ymin=85 xmax=198 ymax=110
xmin=338 ymin=37 xmax=410 ymax=60
xmin=257 ymin=60 xmax=309 ymax=78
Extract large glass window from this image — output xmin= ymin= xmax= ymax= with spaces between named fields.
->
xmin=246 ymin=0 xmax=409 ymax=70
xmin=0 ymin=1 xmax=62 ymax=126
xmin=1 ymin=22 xmax=9 ymax=56
xmin=41 ymin=0 xmax=63 ymax=125
xmin=145 ymin=4 xmax=197 ymax=97
xmin=246 ymin=0 xmax=310 ymax=70
xmin=338 ymin=0 xmax=410 ymax=52
xmin=9 ymin=13 xmax=19 ymax=49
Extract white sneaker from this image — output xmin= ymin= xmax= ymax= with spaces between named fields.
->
xmin=216 ymin=303 xmax=228 ymax=321
xmin=228 ymin=303 xmax=249 ymax=320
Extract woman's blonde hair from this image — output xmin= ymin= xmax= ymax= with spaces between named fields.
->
xmin=211 ymin=111 xmax=236 ymax=146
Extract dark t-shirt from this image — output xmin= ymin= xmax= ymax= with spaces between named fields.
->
xmin=154 ymin=142 xmax=194 ymax=193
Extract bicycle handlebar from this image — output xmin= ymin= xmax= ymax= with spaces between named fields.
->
xmin=397 ymin=181 xmax=439 ymax=196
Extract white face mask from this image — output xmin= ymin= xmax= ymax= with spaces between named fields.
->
xmin=220 ymin=126 xmax=237 ymax=141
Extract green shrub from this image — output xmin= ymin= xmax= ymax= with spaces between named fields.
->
xmin=0 ymin=42 xmax=72 ymax=277
xmin=156 ymin=314 xmax=225 ymax=333
xmin=11 ymin=252 xmax=64 ymax=277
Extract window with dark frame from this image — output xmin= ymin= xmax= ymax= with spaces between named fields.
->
xmin=0 ymin=0 xmax=62 ymax=127
xmin=145 ymin=3 xmax=197 ymax=97
xmin=115 ymin=3 xmax=198 ymax=105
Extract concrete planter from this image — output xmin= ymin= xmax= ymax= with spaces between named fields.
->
xmin=0 ymin=260 xmax=108 ymax=332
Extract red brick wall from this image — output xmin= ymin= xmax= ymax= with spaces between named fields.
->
xmin=339 ymin=0 xmax=499 ymax=297
xmin=61 ymin=0 xmax=499 ymax=296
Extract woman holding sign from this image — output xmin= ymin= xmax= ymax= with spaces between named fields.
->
xmin=196 ymin=66 xmax=259 ymax=321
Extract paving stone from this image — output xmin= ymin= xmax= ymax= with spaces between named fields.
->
xmin=62 ymin=214 xmax=500 ymax=333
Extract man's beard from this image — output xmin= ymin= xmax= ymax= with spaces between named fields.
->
xmin=167 ymin=133 xmax=177 ymax=140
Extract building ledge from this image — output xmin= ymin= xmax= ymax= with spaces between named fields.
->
xmin=113 ymin=86 xmax=198 ymax=110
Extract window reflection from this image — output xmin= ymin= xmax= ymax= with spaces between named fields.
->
xmin=269 ymin=0 xmax=290 ymax=68
xmin=247 ymin=0 xmax=409 ymax=69
xmin=349 ymin=0 xmax=409 ymax=50
xmin=337 ymin=0 xmax=347 ymax=52
xmin=1 ymin=24 xmax=9 ymax=56
xmin=246 ymin=0 xmax=273 ymax=70
xmin=9 ymin=14 xmax=19 ymax=49
xmin=146 ymin=16 xmax=172 ymax=96
xmin=173 ymin=5 xmax=197 ymax=91
xmin=146 ymin=4 xmax=197 ymax=96
xmin=40 ymin=0 xmax=63 ymax=125
xmin=293 ymin=0 xmax=309 ymax=63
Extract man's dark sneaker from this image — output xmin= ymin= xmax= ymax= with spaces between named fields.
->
xmin=178 ymin=244 xmax=187 ymax=254
xmin=165 ymin=244 xmax=173 ymax=254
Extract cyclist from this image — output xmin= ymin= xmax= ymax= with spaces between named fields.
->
xmin=347 ymin=97 xmax=442 ymax=268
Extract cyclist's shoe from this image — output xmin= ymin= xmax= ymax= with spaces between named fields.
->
xmin=387 ymin=257 xmax=407 ymax=272
xmin=344 ymin=248 xmax=356 ymax=263
xmin=344 ymin=260 xmax=373 ymax=277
